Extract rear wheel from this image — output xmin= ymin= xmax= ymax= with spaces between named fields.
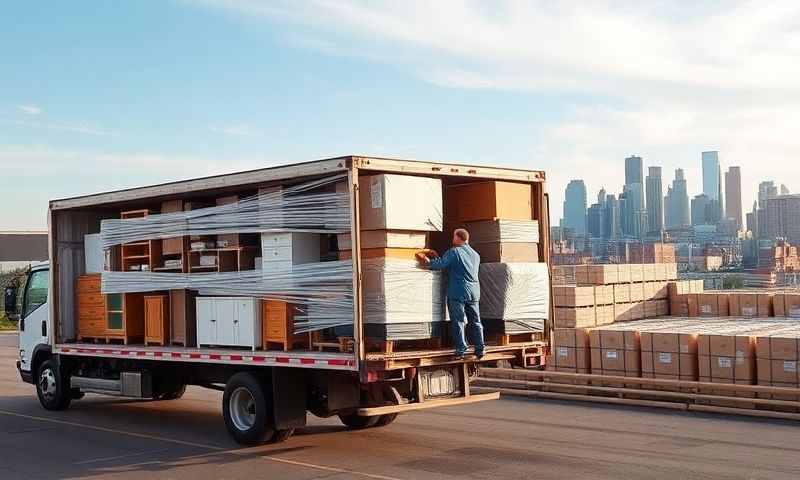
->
xmin=338 ymin=412 xmax=380 ymax=429
xmin=36 ymin=360 xmax=71 ymax=411
xmin=374 ymin=413 xmax=398 ymax=427
xmin=223 ymin=373 xmax=274 ymax=445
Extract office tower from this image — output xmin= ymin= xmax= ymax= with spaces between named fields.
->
xmin=664 ymin=168 xmax=690 ymax=228
xmin=645 ymin=166 xmax=663 ymax=234
xmin=724 ymin=166 xmax=743 ymax=231
xmin=562 ymin=180 xmax=587 ymax=234
xmin=623 ymin=155 xmax=646 ymax=238
xmin=746 ymin=201 xmax=758 ymax=236
xmin=587 ymin=203 xmax=604 ymax=238
xmin=604 ymin=194 xmax=621 ymax=240
xmin=702 ymin=151 xmax=721 ymax=201
xmin=762 ymin=194 xmax=800 ymax=245
xmin=691 ymin=194 xmax=712 ymax=226
xmin=757 ymin=181 xmax=778 ymax=239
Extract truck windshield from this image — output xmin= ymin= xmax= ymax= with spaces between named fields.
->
xmin=23 ymin=269 xmax=48 ymax=318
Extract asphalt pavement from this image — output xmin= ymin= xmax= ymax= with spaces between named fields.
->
xmin=2 ymin=331 xmax=800 ymax=479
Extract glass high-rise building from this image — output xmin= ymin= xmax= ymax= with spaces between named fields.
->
xmin=702 ymin=151 xmax=721 ymax=202
xmin=562 ymin=179 xmax=587 ymax=235
xmin=623 ymin=155 xmax=646 ymax=239
xmin=646 ymin=166 xmax=663 ymax=234
xmin=664 ymin=169 xmax=690 ymax=228
xmin=724 ymin=166 xmax=743 ymax=231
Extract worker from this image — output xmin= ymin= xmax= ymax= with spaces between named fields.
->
xmin=417 ymin=228 xmax=485 ymax=359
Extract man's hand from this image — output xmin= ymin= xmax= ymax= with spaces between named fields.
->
xmin=415 ymin=251 xmax=431 ymax=265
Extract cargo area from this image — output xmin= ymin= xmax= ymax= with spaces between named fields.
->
xmin=49 ymin=156 xmax=550 ymax=374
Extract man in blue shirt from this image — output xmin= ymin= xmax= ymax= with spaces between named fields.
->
xmin=417 ymin=228 xmax=485 ymax=359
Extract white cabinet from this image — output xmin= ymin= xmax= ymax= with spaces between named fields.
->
xmin=260 ymin=233 xmax=320 ymax=272
xmin=196 ymin=297 xmax=261 ymax=350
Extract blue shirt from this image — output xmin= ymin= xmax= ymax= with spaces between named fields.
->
xmin=428 ymin=244 xmax=481 ymax=302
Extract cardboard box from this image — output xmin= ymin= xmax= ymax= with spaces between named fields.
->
xmin=755 ymin=329 xmax=800 ymax=390
xmin=471 ymin=242 xmax=539 ymax=262
xmin=687 ymin=294 xmax=700 ymax=317
xmin=463 ymin=219 xmax=540 ymax=243
xmin=641 ymin=331 xmax=698 ymax=380
xmin=554 ymin=286 xmax=595 ymax=308
xmin=628 ymin=264 xmax=644 ymax=283
xmin=552 ymin=328 xmax=591 ymax=373
xmin=757 ymin=293 xmax=774 ymax=318
xmin=718 ymin=294 xmax=730 ymax=317
xmin=359 ymin=174 xmax=443 ymax=231
xmin=645 ymin=299 xmax=669 ymax=318
xmin=589 ymin=329 xmax=641 ymax=377
xmin=554 ymin=306 xmax=596 ymax=328
xmin=642 ymin=264 xmax=656 ymax=282
xmin=630 ymin=283 xmax=645 ymax=302
xmin=698 ymin=293 xmax=719 ymax=317
xmin=337 ymin=230 xmax=428 ymax=250
xmin=617 ymin=264 xmax=631 ymax=283
xmin=784 ymin=294 xmax=800 ymax=318
xmin=614 ymin=302 xmax=632 ymax=322
xmin=740 ymin=294 xmax=758 ymax=317
xmin=595 ymin=304 xmax=615 ymax=326
xmin=728 ymin=293 xmax=741 ymax=316
xmin=665 ymin=263 xmax=678 ymax=280
xmin=594 ymin=285 xmax=615 ymax=305
xmin=339 ymin=248 xmax=422 ymax=261
xmin=613 ymin=283 xmax=631 ymax=303
xmin=577 ymin=264 xmax=619 ymax=285
xmin=698 ymin=333 xmax=757 ymax=384
xmin=445 ymin=181 xmax=532 ymax=222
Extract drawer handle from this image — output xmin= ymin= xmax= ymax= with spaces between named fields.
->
xmin=211 ymin=319 xmax=216 ymax=322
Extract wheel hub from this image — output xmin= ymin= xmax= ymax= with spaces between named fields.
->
xmin=39 ymin=368 xmax=57 ymax=402
xmin=229 ymin=387 xmax=257 ymax=431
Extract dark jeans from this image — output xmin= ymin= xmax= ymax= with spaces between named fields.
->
xmin=447 ymin=299 xmax=485 ymax=356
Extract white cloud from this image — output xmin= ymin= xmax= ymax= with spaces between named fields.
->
xmin=210 ymin=124 xmax=259 ymax=136
xmin=17 ymin=104 xmax=42 ymax=115
xmin=189 ymin=0 xmax=800 ymax=220
xmin=1 ymin=118 xmax=111 ymax=136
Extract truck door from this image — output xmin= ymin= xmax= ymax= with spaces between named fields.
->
xmin=18 ymin=268 xmax=49 ymax=374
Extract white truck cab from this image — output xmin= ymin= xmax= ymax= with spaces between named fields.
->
xmin=5 ymin=262 xmax=51 ymax=385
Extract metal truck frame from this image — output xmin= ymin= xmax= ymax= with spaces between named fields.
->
xmin=6 ymin=155 xmax=550 ymax=444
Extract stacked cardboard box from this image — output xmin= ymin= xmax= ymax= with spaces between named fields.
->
xmin=550 ymin=327 xmax=591 ymax=373
xmin=335 ymin=174 xmax=445 ymax=340
xmin=667 ymin=280 xmax=705 ymax=316
xmin=774 ymin=293 xmax=800 ymax=318
xmin=445 ymin=180 xmax=546 ymax=335
xmin=756 ymin=326 xmax=800 ymax=393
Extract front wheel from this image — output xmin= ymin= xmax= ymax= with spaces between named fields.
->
xmin=338 ymin=412 xmax=380 ymax=429
xmin=36 ymin=360 xmax=71 ymax=411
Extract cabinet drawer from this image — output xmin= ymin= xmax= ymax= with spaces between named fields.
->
xmin=79 ymin=306 xmax=106 ymax=321
xmin=261 ymin=246 xmax=292 ymax=262
xmin=261 ymin=233 xmax=292 ymax=247
xmin=262 ymin=260 xmax=293 ymax=272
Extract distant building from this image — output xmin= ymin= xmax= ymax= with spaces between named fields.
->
xmin=724 ymin=166 xmax=743 ymax=231
xmin=757 ymin=181 xmax=779 ymax=240
xmin=562 ymin=180 xmax=587 ymax=235
xmin=702 ymin=151 xmax=723 ymax=221
xmin=623 ymin=156 xmax=646 ymax=239
xmin=762 ymin=194 xmax=800 ymax=246
xmin=691 ymin=194 xmax=712 ymax=226
xmin=604 ymin=194 xmax=621 ymax=240
xmin=645 ymin=166 xmax=663 ymax=235
xmin=665 ymin=168 xmax=690 ymax=228
xmin=0 ymin=231 xmax=48 ymax=272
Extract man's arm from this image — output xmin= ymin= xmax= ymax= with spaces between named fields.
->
xmin=427 ymin=249 xmax=454 ymax=270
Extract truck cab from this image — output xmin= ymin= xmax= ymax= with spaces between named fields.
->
xmin=5 ymin=262 xmax=52 ymax=385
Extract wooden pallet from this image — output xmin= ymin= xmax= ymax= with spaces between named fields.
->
xmin=364 ymin=336 xmax=443 ymax=354
xmin=486 ymin=332 xmax=543 ymax=346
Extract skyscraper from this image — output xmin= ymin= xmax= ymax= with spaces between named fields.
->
xmin=757 ymin=181 xmax=778 ymax=239
xmin=604 ymin=194 xmax=621 ymax=240
xmin=623 ymin=155 xmax=646 ymax=239
xmin=645 ymin=166 xmax=663 ymax=235
xmin=664 ymin=168 xmax=690 ymax=228
xmin=691 ymin=194 xmax=712 ymax=226
xmin=562 ymin=179 xmax=587 ymax=234
xmin=724 ymin=166 xmax=743 ymax=231
xmin=702 ymin=151 xmax=721 ymax=202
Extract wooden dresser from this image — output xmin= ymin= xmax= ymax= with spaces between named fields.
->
xmin=76 ymin=274 xmax=145 ymax=344
xmin=262 ymin=300 xmax=308 ymax=351
xmin=144 ymin=295 xmax=169 ymax=346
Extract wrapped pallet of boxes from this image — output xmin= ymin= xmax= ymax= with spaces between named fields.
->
xmin=550 ymin=327 xmax=591 ymax=376
xmin=755 ymin=326 xmax=800 ymax=401
xmin=479 ymin=262 xmax=549 ymax=334
xmin=334 ymin=173 xmax=444 ymax=341
xmin=698 ymin=321 xmax=795 ymax=394
xmin=445 ymin=181 xmax=532 ymax=223
xmin=774 ymin=293 xmax=800 ymax=318
xmin=640 ymin=320 xmax=702 ymax=381
xmin=732 ymin=293 xmax=759 ymax=318
xmin=464 ymin=219 xmax=539 ymax=262
xmin=589 ymin=325 xmax=642 ymax=382
xmin=551 ymin=265 xmax=576 ymax=286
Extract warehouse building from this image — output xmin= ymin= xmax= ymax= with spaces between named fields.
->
xmin=0 ymin=231 xmax=48 ymax=272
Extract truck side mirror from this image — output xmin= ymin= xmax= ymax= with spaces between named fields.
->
xmin=4 ymin=286 xmax=19 ymax=321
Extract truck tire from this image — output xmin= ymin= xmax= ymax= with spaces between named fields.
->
xmin=338 ymin=413 xmax=380 ymax=429
xmin=36 ymin=360 xmax=71 ymax=411
xmin=374 ymin=413 xmax=398 ymax=427
xmin=157 ymin=384 xmax=186 ymax=400
xmin=222 ymin=373 xmax=275 ymax=445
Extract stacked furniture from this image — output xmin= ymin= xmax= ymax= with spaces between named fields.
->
xmin=196 ymin=296 xmax=261 ymax=350
xmin=76 ymin=273 xmax=145 ymax=344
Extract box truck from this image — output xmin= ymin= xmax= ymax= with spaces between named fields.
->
xmin=4 ymin=155 xmax=551 ymax=444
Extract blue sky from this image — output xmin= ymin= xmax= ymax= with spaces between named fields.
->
xmin=2 ymin=1 xmax=799 ymax=229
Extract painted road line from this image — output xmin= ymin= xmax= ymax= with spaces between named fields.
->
xmin=0 ymin=409 xmax=406 ymax=480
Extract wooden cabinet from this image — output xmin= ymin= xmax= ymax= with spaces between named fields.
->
xmin=144 ymin=295 xmax=169 ymax=346
xmin=76 ymin=275 xmax=144 ymax=344
xmin=196 ymin=297 xmax=261 ymax=349
xmin=262 ymin=300 xmax=309 ymax=351
xmin=170 ymin=289 xmax=197 ymax=347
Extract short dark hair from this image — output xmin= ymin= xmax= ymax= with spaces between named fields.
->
xmin=454 ymin=228 xmax=469 ymax=243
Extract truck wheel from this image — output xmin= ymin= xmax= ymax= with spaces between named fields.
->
xmin=338 ymin=413 xmax=380 ymax=429
xmin=158 ymin=384 xmax=186 ymax=400
xmin=374 ymin=413 xmax=398 ymax=427
xmin=270 ymin=428 xmax=295 ymax=443
xmin=36 ymin=360 xmax=71 ymax=411
xmin=222 ymin=373 xmax=275 ymax=445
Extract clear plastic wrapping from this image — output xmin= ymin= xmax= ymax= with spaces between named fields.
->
xmin=100 ymin=174 xmax=350 ymax=249
xmin=360 ymin=258 xmax=445 ymax=325
xmin=479 ymin=262 xmax=549 ymax=330
xmin=464 ymin=219 xmax=540 ymax=243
